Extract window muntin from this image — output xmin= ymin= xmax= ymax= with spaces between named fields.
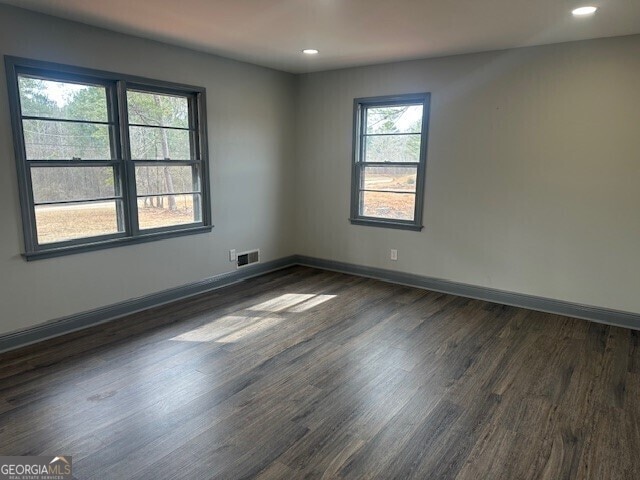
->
xmin=6 ymin=57 xmax=211 ymax=259
xmin=351 ymin=94 xmax=430 ymax=230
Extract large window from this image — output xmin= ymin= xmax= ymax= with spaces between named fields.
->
xmin=350 ymin=93 xmax=430 ymax=230
xmin=5 ymin=57 xmax=211 ymax=259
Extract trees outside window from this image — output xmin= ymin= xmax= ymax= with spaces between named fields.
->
xmin=350 ymin=93 xmax=430 ymax=231
xmin=5 ymin=57 xmax=210 ymax=259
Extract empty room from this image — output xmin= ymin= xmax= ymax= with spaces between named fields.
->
xmin=0 ymin=0 xmax=639 ymax=478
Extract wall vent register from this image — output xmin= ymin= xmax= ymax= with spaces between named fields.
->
xmin=237 ymin=249 xmax=260 ymax=268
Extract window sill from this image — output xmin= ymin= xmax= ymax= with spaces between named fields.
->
xmin=349 ymin=218 xmax=424 ymax=231
xmin=22 ymin=225 xmax=213 ymax=261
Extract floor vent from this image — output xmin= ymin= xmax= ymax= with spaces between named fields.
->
xmin=237 ymin=249 xmax=260 ymax=268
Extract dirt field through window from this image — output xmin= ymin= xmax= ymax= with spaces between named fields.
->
xmin=35 ymin=194 xmax=197 ymax=244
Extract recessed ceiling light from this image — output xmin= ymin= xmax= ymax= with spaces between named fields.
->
xmin=572 ymin=6 xmax=598 ymax=16
xmin=302 ymin=49 xmax=319 ymax=55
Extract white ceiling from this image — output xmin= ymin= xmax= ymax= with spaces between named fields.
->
xmin=2 ymin=0 xmax=640 ymax=73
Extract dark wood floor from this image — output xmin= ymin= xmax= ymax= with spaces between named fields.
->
xmin=1 ymin=266 xmax=639 ymax=479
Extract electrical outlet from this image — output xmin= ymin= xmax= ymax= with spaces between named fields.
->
xmin=390 ymin=249 xmax=398 ymax=261
xmin=229 ymin=249 xmax=236 ymax=262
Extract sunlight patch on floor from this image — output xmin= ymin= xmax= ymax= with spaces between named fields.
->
xmin=215 ymin=316 xmax=285 ymax=344
xmin=171 ymin=315 xmax=253 ymax=342
xmin=170 ymin=293 xmax=337 ymax=343
xmin=247 ymin=293 xmax=337 ymax=313
xmin=288 ymin=294 xmax=336 ymax=312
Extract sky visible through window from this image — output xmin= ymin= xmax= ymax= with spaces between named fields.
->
xmin=40 ymin=79 xmax=86 ymax=107
xmin=394 ymin=105 xmax=422 ymax=131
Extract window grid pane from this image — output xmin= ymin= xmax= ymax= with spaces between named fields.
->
xmin=18 ymin=75 xmax=110 ymax=122
xmin=35 ymin=200 xmax=125 ymax=245
xmin=365 ymin=104 xmax=423 ymax=135
xmin=23 ymin=120 xmax=114 ymax=161
xmin=31 ymin=166 xmax=119 ymax=204
xmin=137 ymin=193 xmax=202 ymax=230
xmin=360 ymin=165 xmax=417 ymax=193
xmin=129 ymin=126 xmax=193 ymax=160
xmin=134 ymin=165 xmax=201 ymax=196
xmin=127 ymin=90 xmax=190 ymax=129
xmin=360 ymin=191 xmax=417 ymax=221
xmin=363 ymin=133 xmax=421 ymax=164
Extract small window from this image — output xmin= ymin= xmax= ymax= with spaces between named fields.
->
xmin=5 ymin=57 xmax=211 ymax=259
xmin=350 ymin=93 xmax=430 ymax=230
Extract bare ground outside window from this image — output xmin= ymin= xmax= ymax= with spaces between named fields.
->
xmin=35 ymin=194 xmax=196 ymax=244
xmin=362 ymin=171 xmax=417 ymax=220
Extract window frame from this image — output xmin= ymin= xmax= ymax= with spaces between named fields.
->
xmin=350 ymin=93 xmax=430 ymax=231
xmin=5 ymin=56 xmax=212 ymax=260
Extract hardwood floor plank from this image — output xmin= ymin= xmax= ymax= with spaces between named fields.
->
xmin=1 ymin=266 xmax=639 ymax=479
xmin=254 ymin=461 xmax=295 ymax=480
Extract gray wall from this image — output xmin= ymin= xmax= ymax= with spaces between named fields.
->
xmin=0 ymin=5 xmax=297 ymax=336
xmin=295 ymin=35 xmax=640 ymax=314
xmin=2 ymin=4 xmax=639 ymax=338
